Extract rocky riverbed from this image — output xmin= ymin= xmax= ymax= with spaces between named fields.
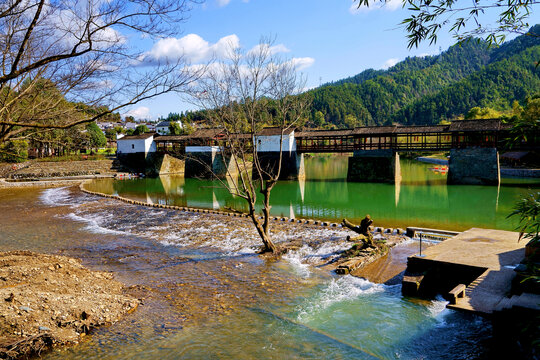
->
xmin=0 ymin=251 xmax=139 ymax=359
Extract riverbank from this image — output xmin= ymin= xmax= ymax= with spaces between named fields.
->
xmin=0 ymin=159 xmax=125 ymax=181
xmin=0 ymin=251 xmax=138 ymax=359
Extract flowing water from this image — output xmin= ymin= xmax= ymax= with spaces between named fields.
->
xmin=1 ymin=157 xmax=536 ymax=359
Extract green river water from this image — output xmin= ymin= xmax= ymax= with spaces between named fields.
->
xmin=1 ymin=157 xmax=537 ymax=359
xmin=86 ymin=157 xmax=539 ymax=231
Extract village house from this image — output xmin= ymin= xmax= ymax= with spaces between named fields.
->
xmin=116 ymin=133 xmax=156 ymax=156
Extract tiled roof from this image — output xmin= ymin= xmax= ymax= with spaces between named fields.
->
xmin=117 ymin=132 xmax=155 ymax=140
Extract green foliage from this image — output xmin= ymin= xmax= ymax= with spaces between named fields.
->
xmin=523 ymin=96 xmax=540 ymax=122
xmin=0 ymin=140 xmax=28 ymax=162
xmin=168 ymin=121 xmax=183 ymax=135
xmin=165 ymin=112 xmax=181 ymax=122
xmin=85 ymin=122 xmax=107 ymax=148
xmin=133 ymin=125 xmax=149 ymax=135
xmin=465 ymin=107 xmax=503 ymax=120
xmin=366 ymin=0 xmax=539 ymax=50
xmin=503 ymin=94 xmax=540 ymax=149
xmin=509 ymin=192 xmax=540 ymax=246
xmin=313 ymin=111 xmax=325 ymax=127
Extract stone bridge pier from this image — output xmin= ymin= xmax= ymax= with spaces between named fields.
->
xmin=347 ymin=150 xmax=401 ymax=183
xmin=448 ymin=148 xmax=500 ymax=185
xmin=254 ymin=152 xmax=305 ymax=180
xmin=184 ymin=146 xmax=238 ymax=180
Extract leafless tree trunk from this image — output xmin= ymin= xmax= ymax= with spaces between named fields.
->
xmin=188 ymin=38 xmax=310 ymax=253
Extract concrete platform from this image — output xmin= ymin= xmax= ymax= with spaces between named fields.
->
xmin=403 ymin=228 xmax=530 ymax=315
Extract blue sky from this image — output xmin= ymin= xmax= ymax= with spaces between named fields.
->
xmin=124 ymin=0 xmax=540 ymax=121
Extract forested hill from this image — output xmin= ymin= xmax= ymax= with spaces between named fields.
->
xmin=307 ymin=25 xmax=540 ymax=128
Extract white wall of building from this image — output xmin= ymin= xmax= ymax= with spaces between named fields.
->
xmin=117 ymin=136 xmax=156 ymax=154
xmin=156 ymin=126 xmax=169 ymax=135
xmin=255 ymin=132 xmax=296 ymax=153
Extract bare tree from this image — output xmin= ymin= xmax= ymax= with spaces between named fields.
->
xmin=189 ymin=39 xmax=310 ymax=253
xmin=0 ymin=0 xmax=202 ymax=143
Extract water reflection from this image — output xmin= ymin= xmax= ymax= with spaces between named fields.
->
xmin=85 ymin=157 xmax=539 ymax=231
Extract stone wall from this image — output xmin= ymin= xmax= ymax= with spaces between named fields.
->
xmin=448 ymin=148 xmax=500 ymax=185
xmin=7 ymin=160 xmax=122 ymax=180
xmin=184 ymin=152 xmax=237 ymax=179
xmin=347 ymin=150 xmax=400 ymax=183
xmin=254 ymin=152 xmax=304 ymax=180
xmin=146 ymin=154 xmax=184 ymax=176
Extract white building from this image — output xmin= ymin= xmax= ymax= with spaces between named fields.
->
xmin=156 ymin=120 xmax=182 ymax=135
xmin=116 ymin=133 xmax=156 ymax=155
xmin=254 ymin=127 xmax=296 ymax=153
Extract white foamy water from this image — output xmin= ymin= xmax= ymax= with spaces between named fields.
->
xmin=283 ymin=241 xmax=351 ymax=278
xmin=297 ymin=275 xmax=385 ymax=321
xmin=65 ymin=212 xmax=130 ymax=235
xmin=282 ymin=247 xmax=312 ymax=278
xmin=40 ymin=187 xmax=74 ymax=206
xmin=428 ymin=295 xmax=451 ymax=326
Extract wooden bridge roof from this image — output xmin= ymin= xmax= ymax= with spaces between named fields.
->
xmin=295 ymin=119 xmax=507 ymax=138
xmin=295 ymin=129 xmax=353 ymax=137
xmin=448 ymin=119 xmax=510 ymax=132
xmin=153 ymin=135 xmax=190 ymax=142
xmin=257 ymin=127 xmax=295 ymax=136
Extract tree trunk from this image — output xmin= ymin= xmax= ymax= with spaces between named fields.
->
xmin=247 ymin=199 xmax=279 ymax=254
xmin=342 ymin=219 xmax=362 ymax=234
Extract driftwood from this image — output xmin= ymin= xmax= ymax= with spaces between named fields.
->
xmin=0 ymin=333 xmax=55 ymax=359
xmin=342 ymin=216 xmax=374 ymax=247
xmin=346 ymin=234 xmax=367 ymax=242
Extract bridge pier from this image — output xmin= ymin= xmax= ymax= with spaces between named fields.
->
xmin=347 ymin=150 xmax=401 ymax=183
xmin=448 ymin=148 xmax=500 ymax=185
xmin=184 ymin=146 xmax=238 ymax=179
xmin=254 ymin=152 xmax=305 ymax=180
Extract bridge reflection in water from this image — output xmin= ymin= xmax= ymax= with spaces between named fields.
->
xmin=85 ymin=158 xmax=538 ymax=232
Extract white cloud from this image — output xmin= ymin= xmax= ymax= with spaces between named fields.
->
xmin=382 ymin=57 xmax=399 ymax=69
xmin=124 ymin=106 xmax=151 ymax=120
xmin=217 ymin=0 xmax=231 ymax=6
xmin=248 ymin=43 xmax=290 ymax=56
xmin=142 ymin=34 xmax=240 ymax=64
xmin=290 ymin=57 xmax=315 ymax=71
xmin=349 ymin=0 xmax=403 ymax=14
